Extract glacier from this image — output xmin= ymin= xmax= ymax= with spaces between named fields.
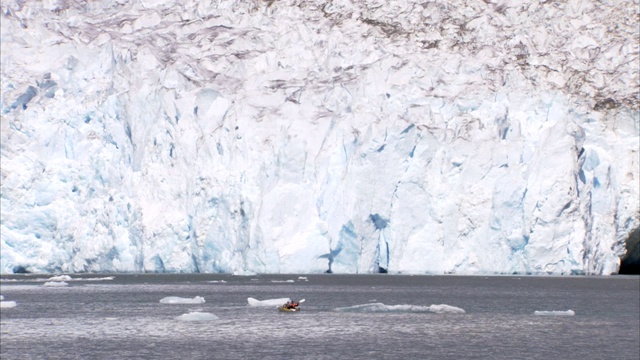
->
xmin=0 ymin=0 xmax=638 ymax=275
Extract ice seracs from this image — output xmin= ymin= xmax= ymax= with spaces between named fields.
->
xmin=0 ymin=0 xmax=637 ymax=275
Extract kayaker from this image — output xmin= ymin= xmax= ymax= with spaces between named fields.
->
xmin=284 ymin=300 xmax=299 ymax=309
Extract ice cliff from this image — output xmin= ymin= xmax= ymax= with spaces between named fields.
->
xmin=1 ymin=0 xmax=638 ymax=275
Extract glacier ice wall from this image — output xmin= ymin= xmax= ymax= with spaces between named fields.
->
xmin=1 ymin=0 xmax=638 ymax=275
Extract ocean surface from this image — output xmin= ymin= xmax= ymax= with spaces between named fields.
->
xmin=1 ymin=274 xmax=638 ymax=360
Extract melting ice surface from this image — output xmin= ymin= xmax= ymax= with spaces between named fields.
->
xmin=0 ymin=0 xmax=638 ymax=275
xmin=335 ymin=303 xmax=466 ymax=314
xmin=159 ymin=296 xmax=205 ymax=304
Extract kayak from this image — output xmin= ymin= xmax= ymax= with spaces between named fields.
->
xmin=278 ymin=299 xmax=305 ymax=312
xmin=278 ymin=306 xmax=301 ymax=312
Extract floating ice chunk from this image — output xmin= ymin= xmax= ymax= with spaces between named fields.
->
xmin=428 ymin=304 xmax=467 ymax=314
xmin=271 ymin=280 xmax=295 ymax=283
xmin=334 ymin=303 xmax=466 ymax=314
xmin=534 ymin=310 xmax=575 ymax=316
xmin=43 ymin=281 xmax=68 ymax=287
xmin=1 ymin=301 xmax=17 ymax=308
xmin=175 ymin=312 xmax=219 ymax=321
xmin=247 ymin=297 xmax=291 ymax=307
xmin=75 ymin=276 xmax=115 ymax=281
xmin=44 ymin=275 xmax=114 ymax=282
xmin=48 ymin=275 xmax=73 ymax=282
xmin=208 ymin=280 xmax=227 ymax=283
xmin=159 ymin=296 xmax=205 ymax=304
xmin=298 ymin=277 xmax=308 ymax=281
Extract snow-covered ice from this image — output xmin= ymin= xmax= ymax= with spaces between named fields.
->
xmin=0 ymin=0 xmax=638 ymax=275
xmin=43 ymin=281 xmax=68 ymax=287
xmin=159 ymin=296 xmax=205 ymax=304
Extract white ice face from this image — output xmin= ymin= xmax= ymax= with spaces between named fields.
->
xmin=1 ymin=1 xmax=638 ymax=275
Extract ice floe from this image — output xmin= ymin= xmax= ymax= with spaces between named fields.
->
xmin=48 ymin=275 xmax=73 ymax=282
xmin=41 ymin=275 xmax=114 ymax=284
xmin=159 ymin=296 xmax=205 ymax=304
xmin=247 ymin=297 xmax=290 ymax=307
xmin=233 ymin=270 xmax=257 ymax=276
xmin=0 ymin=276 xmax=114 ymax=283
xmin=334 ymin=303 xmax=466 ymax=314
xmin=175 ymin=312 xmax=218 ymax=321
xmin=0 ymin=297 xmax=17 ymax=308
xmin=534 ymin=310 xmax=576 ymax=316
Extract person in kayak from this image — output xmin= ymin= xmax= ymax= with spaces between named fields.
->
xmin=283 ymin=300 xmax=299 ymax=310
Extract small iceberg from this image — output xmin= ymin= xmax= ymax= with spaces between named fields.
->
xmin=534 ymin=310 xmax=575 ymax=316
xmin=42 ymin=275 xmax=75 ymax=286
xmin=271 ymin=280 xmax=295 ymax=283
xmin=247 ymin=297 xmax=290 ymax=307
xmin=334 ymin=303 xmax=465 ymax=314
xmin=160 ymin=296 xmax=205 ymax=304
xmin=48 ymin=275 xmax=73 ymax=282
xmin=428 ymin=304 xmax=467 ymax=314
xmin=74 ymin=276 xmax=115 ymax=281
xmin=0 ymin=299 xmax=17 ymax=308
xmin=175 ymin=312 xmax=218 ymax=321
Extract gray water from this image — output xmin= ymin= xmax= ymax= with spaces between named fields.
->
xmin=1 ymin=274 xmax=638 ymax=360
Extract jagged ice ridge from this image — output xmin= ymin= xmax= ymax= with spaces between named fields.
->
xmin=1 ymin=0 xmax=638 ymax=275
